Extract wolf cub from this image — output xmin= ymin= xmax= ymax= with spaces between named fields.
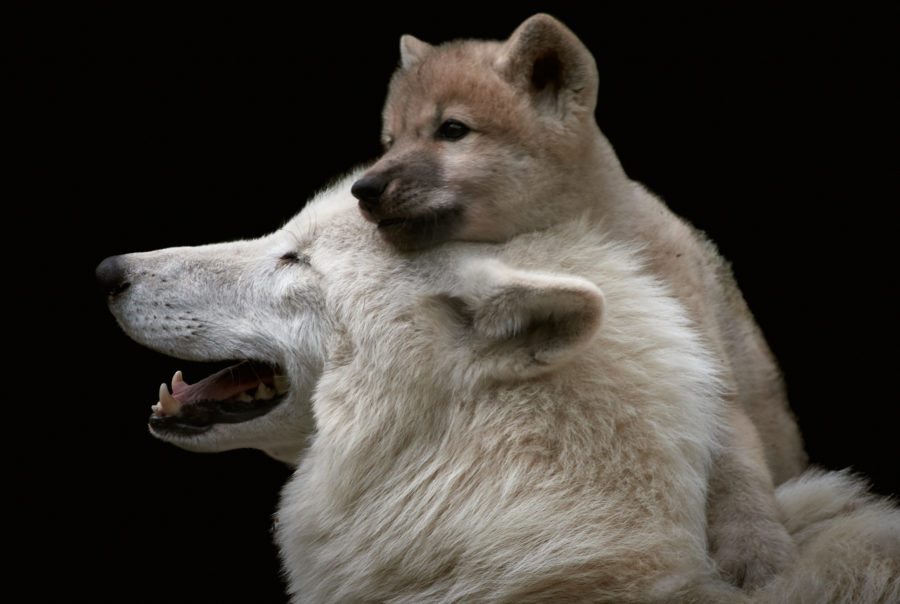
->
xmin=351 ymin=14 xmax=807 ymax=589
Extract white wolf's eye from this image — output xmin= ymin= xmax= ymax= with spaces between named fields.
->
xmin=279 ymin=251 xmax=310 ymax=266
xmin=436 ymin=119 xmax=470 ymax=142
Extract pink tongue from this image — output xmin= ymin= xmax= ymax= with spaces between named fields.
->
xmin=171 ymin=361 xmax=274 ymax=404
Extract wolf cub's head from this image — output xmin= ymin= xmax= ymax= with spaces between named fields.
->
xmin=352 ymin=14 xmax=602 ymax=251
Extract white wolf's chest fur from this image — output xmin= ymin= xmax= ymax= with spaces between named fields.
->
xmin=275 ymin=217 xmax=724 ymax=602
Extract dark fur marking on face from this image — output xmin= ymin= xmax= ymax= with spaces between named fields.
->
xmin=377 ymin=204 xmax=466 ymax=251
xmin=356 ymin=150 xmax=463 ymax=251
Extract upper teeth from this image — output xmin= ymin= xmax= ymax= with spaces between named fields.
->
xmin=157 ymin=382 xmax=182 ymax=416
xmin=150 ymin=369 xmax=288 ymax=417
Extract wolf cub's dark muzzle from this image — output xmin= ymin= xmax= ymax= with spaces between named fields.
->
xmin=351 ymin=173 xmax=389 ymax=214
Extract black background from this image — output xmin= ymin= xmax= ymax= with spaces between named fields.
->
xmin=14 ymin=4 xmax=898 ymax=602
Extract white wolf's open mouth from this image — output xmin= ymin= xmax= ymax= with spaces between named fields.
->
xmin=149 ymin=360 xmax=289 ymax=436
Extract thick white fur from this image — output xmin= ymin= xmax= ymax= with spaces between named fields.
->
xmin=760 ymin=471 xmax=900 ymax=603
xmin=108 ymin=174 xmax=899 ymax=601
xmin=277 ymin=185 xmax=732 ymax=602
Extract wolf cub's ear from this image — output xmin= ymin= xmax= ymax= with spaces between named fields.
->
xmin=400 ymin=34 xmax=433 ymax=70
xmin=446 ymin=259 xmax=604 ymax=381
xmin=496 ymin=14 xmax=598 ymax=117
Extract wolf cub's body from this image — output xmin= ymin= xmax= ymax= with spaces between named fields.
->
xmin=352 ymin=14 xmax=807 ymax=587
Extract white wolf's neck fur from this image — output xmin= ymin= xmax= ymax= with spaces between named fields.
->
xmin=276 ymin=199 xmax=731 ymax=601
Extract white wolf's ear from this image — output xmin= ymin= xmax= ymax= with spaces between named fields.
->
xmin=400 ymin=34 xmax=433 ymax=70
xmin=443 ymin=259 xmax=604 ymax=381
xmin=496 ymin=14 xmax=598 ymax=117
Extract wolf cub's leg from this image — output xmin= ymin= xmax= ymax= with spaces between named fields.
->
xmin=707 ymin=406 xmax=796 ymax=590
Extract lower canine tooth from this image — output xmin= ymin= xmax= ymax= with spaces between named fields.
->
xmin=255 ymin=383 xmax=274 ymax=400
xmin=274 ymin=375 xmax=289 ymax=394
xmin=158 ymin=383 xmax=182 ymax=415
xmin=235 ymin=392 xmax=253 ymax=403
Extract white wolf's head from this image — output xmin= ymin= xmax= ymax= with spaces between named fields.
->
xmin=97 ymin=174 xmax=365 ymax=462
xmin=99 ymin=171 xmax=609 ymax=464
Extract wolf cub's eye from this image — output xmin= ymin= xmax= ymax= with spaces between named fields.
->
xmin=436 ymin=119 xmax=470 ymax=141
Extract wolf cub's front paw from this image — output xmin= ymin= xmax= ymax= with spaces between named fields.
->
xmin=711 ymin=518 xmax=796 ymax=591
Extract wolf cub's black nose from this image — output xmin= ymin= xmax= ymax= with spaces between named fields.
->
xmin=351 ymin=174 xmax=389 ymax=212
xmin=96 ymin=255 xmax=131 ymax=296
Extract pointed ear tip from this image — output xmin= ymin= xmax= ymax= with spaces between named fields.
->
xmin=575 ymin=280 xmax=603 ymax=303
xmin=399 ymin=34 xmax=431 ymax=68
xmin=529 ymin=13 xmax=561 ymax=23
xmin=559 ymin=281 xmax=605 ymax=325
xmin=400 ymin=34 xmax=430 ymax=49
xmin=519 ymin=13 xmax=566 ymax=31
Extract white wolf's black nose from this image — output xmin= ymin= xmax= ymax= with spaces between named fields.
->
xmin=351 ymin=174 xmax=389 ymax=212
xmin=96 ymin=255 xmax=131 ymax=296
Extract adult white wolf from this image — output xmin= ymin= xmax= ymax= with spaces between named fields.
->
xmin=99 ymin=174 xmax=899 ymax=602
